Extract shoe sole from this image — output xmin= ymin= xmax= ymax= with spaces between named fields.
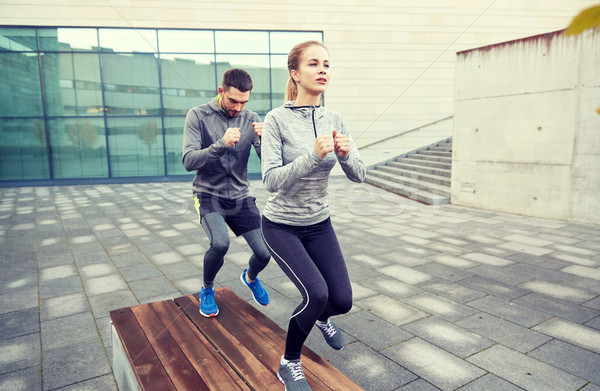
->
xmin=199 ymin=308 xmax=219 ymax=317
xmin=240 ymin=272 xmax=270 ymax=307
xmin=277 ymin=373 xmax=287 ymax=390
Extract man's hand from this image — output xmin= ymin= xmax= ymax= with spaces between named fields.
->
xmin=314 ymin=135 xmax=334 ymax=159
xmin=252 ymin=122 xmax=264 ymax=138
xmin=224 ymin=127 xmax=241 ymax=148
xmin=332 ymin=130 xmax=350 ymax=158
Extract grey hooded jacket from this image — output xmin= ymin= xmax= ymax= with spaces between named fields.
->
xmin=182 ymin=96 xmax=261 ymax=200
xmin=261 ymin=102 xmax=366 ymax=226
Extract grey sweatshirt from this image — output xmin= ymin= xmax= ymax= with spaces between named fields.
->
xmin=182 ymin=97 xmax=261 ymax=200
xmin=261 ymin=102 xmax=366 ymax=226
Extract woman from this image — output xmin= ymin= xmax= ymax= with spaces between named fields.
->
xmin=260 ymin=41 xmax=366 ymax=390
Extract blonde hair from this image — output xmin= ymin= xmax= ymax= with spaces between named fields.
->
xmin=285 ymin=40 xmax=328 ymax=102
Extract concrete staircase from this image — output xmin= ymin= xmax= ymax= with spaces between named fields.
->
xmin=365 ymin=137 xmax=452 ymax=205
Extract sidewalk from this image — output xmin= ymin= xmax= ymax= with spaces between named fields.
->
xmin=1 ymin=177 xmax=599 ymax=391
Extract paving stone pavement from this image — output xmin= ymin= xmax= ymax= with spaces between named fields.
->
xmin=1 ymin=177 xmax=599 ymax=391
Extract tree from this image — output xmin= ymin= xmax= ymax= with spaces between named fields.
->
xmin=137 ymin=120 xmax=160 ymax=156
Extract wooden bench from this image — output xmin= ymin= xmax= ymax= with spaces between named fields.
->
xmin=110 ymin=287 xmax=364 ymax=390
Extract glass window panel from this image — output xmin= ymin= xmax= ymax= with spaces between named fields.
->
xmin=161 ymin=54 xmax=216 ymax=115
xmin=48 ymin=118 xmax=108 ymax=178
xmin=163 ymin=116 xmax=188 ymax=176
xmin=0 ymin=118 xmax=49 ymax=180
xmin=215 ymin=31 xmax=268 ymax=53
xmin=42 ymin=53 xmax=103 ymax=116
xmin=269 ymin=31 xmax=323 ymax=54
xmin=101 ymin=53 xmax=161 ymax=115
xmin=39 ymin=28 xmax=99 ymax=52
xmin=0 ymin=52 xmax=43 ymax=117
xmin=99 ymin=28 xmax=157 ymax=52
xmin=107 ymin=117 xmax=165 ymax=177
xmin=270 ymin=55 xmax=288 ymax=106
xmin=0 ymin=28 xmax=37 ymax=52
xmin=158 ymin=30 xmax=214 ymax=53
xmin=215 ymin=55 xmax=270 ymax=116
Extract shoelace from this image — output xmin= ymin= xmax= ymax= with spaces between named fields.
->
xmin=202 ymin=290 xmax=215 ymax=305
xmin=318 ymin=320 xmax=337 ymax=338
xmin=287 ymin=361 xmax=305 ymax=382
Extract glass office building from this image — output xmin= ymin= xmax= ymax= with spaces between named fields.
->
xmin=0 ymin=27 xmax=322 ymax=185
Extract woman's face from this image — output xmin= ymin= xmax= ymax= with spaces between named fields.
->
xmin=291 ymin=45 xmax=330 ymax=96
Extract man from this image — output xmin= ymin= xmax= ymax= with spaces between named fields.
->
xmin=182 ymin=68 xmax=270 ymax=317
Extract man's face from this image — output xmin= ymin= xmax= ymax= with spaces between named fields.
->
xmin=218 ymin=86 xmax=250 ymax=118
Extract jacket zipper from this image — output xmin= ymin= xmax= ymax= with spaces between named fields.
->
xmin=311 ymin=108 xmax=317 ymax=138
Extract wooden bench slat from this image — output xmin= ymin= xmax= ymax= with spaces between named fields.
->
xmin=175 ymin=294 xmax=284 ymax=390
xmin=216 ymin=288 xmax=364 ymax=391
xmin=109 ymin=307 xmax=177 ymax=391
xmin=148 ymin=300 xmax=249 ymax=390
xmin=131 ymin=303 xmax=210 ymax=390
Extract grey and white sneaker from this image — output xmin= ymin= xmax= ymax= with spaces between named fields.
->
xmin=277 ymin=356 xmax=311 ymax=391
xmin=315 ymin=319 xmax=344 ymax=350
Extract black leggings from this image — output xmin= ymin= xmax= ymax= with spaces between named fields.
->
xmin=261 ymin=216 xmax=352 ymax=360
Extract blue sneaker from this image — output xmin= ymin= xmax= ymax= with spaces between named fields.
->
xmin=199 ymin=286 xmax=219 ymax=317
xmin=240 ymin=269 xmax=270 ymax=306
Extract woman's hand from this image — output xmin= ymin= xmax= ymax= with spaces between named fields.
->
xmin=314 ymin=135 xmax=334 ymax=159
xmin=332 ymin=130 xmax=350 ymax=158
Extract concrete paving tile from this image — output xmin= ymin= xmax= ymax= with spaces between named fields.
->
xmin=467 ymin=264 xmax=530 ymax=285
xmin=384 ymin=338 xmax=485 ymax=391
xmin=530 ymin=339 xmax=600 ymax=384
xmin=42 ymin=338 xmax=111 ymax=391
xmin=0 ymin=365 xmax=41 ymax=391
xmin=456 ymin=374 xmax=525 ymax=390
xmin=40 ymin=292 xmax=90 ymax=322
xmin=0 ymin=333 xmax=40 ymax=375
xmin=560 ymin=275 xmax=600 ymax=295
xmin=547 ymin=252 xmax=598 ymax=267
xmin=461 ymin=252 xmax=513 ymax=267
xmin=520 ymin=280 xmax=596 ymax=303
xmin=323 ymin=342 xmax=417 ymax=390
xmin=79 ymin=263 xmax=119 ymax=279
xmin=458 ymin=276 xmax=530 ymax=300
xmin=358 ymin=275 xmax=421 ymax=299
xmin=41 ymin=312 xmax=98 ymax=351
xmin=414 ymin=263 xmax=474 ymax=283
xmin=467 ymin=345 xmax=587 ymax=391
xmin=58 ymin=374 xmax=119 ymax=391
xmin=72 ymin=251 xmax=112 ymax=268
xmin=502 ymin=234 xmax=552 ymax=247
xmin=0 ymin=308 xmax=39 ymax=341
xmin=513 ymin=293 xmax=599 ymax=324
xmin=585 ymin=297 xmax=600 ymax=311
xmin=378 ymin=264 xmax=433 ymax=284
xmin=533 ymin=318 xmax=600 ymax=354
xmin=149 ymin=251 xmax=186 ymax=266
xmin=424 ymin=242 xmax=467 ymax=256
xmin=88 ymin=290 xmax=139 ymax=318
xmin=128 ymin=276 xmax=179 ymax=301
xmin=561 ymin=265 xmax=600 ymax=281
xmin=581 ymin=383 xmax=600 ymax=391
xmin=356 ymin=294 xmax=428 ymax=325
xmin=110 ymin=251 xmax=151 ymax=268
xmin=420 ymin=280 xmax=487 ymax=303
xmin=402 ymin=317 xmax=493 ymax=358
xmin=505 ymin=263 xmax=571 ymax=283
xmin=466 ymin=295 xmax=551 ymax=327
xmin=335 ymin=310 xmax=413 ymax=351
xmin=118 ymin=262 xmax=162 ymax=282
xmin=552 ymin=244 xmax=598 ymax=257
xmin=456 ymin=313 xmax=551 ymax=353
xmin=405 ymin=293 xmax=477 ymax=322
xmin=0 ymin=288 xmax=38 ymax=315
xmin=430 ymin=254 xmax=478 ymax=269
xmin=82 ymin=274 xmax=128 ymax=297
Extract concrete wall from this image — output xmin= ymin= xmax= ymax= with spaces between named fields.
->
xmin=451 ymin=29 xmax=600 ymax=224
xmin=0 ymin=0 xmax=597 ymax=165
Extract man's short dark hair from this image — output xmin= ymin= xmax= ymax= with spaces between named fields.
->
xmin=222 ymin=68 xmax=253 ymax=92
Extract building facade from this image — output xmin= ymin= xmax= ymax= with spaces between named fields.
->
xmin=0 ymin=0 xmax=596 ymax=185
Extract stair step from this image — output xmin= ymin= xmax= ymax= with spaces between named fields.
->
xmin=367 ymin=169 xmax=450 ymax=196
xmin=428 ymin=146 xmax=452 ymax=153
xmin=365 ymin=176 xmax=449 ymax=205
xmin=393 ymin=157 xmax=451 ymax=170
xmin=418 ymin=150 xmax=452 ymax=158
xmin=388 ymin=161 xmax=451 ymax=177
xmin=408 ymin=153 xmax=452 ymax=164
xmin=374 ymin=166 xmax=451 ymax=186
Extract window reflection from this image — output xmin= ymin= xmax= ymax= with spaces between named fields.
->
xmin=159 ymin=30 xmax=214 ymax=53
xmin=99 ymin=28 xmax=157 ymax=52
xmin=39 ymin=28 xmax=99 ymax=52
xmin=163 ymin=117 xmax=187 ymax=175
xmin=0 ymin=118 xmax=49 ymax=180
xmin=107 ymin=117 xmax=165 ymax=177
xmin=101 ymin=53 xmax=161 ymax=115
xmin=0 ymin=28 xmax=37 ymax=51
xmin=161 ymin=54 xmax=216 ymax=115
xmin=0 ymin=52 xmax=43 ymax=117
xmin=215 ymin=30 xmax=268 ymax=53
xmin=270 ymin=55 xmax=289 ymax=105
xmin=48 ymin=118 xmax=108 ymax=178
